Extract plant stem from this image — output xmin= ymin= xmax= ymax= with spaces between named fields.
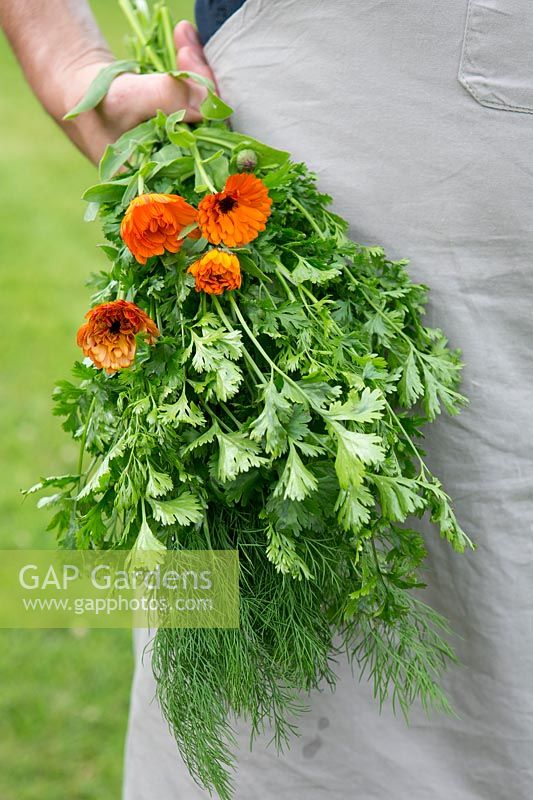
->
xmin=191 ymin=143 xmax=217 ymax=193
xmin=195 ymin=131 xmax=236 ymax=151
xmin=119 ymin=0 xmax=166 ymax=72
xmin=203 ymin=403 xmax=232 ymax=432
xmin=119 ymin=0 xmax=147 ymax=44
xmin=219 ymin=401 xmax=241 ymax=428
xmin=226 ymin=295 xmax=319 ymax=410
xmin=77 ymin=395 xmax=97 ymax=478
xmin=159 ymin=5 xmax=176 ymax=70
xmin=274 ymin=268 xmax=296 ymax=303
xmin=212 ymin=296 xmax=266 ymax=385
xmin=290 ymin=197 xmax=325 ymax=238
xmin=227 ymin=296 xmax=288 ymax=383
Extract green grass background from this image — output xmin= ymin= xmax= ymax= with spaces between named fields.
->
xmin=0 ymin=2 xmax=194 ymax=797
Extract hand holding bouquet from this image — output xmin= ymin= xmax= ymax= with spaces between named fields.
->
xmin=30 ymin=2 xmax=472 ymax=796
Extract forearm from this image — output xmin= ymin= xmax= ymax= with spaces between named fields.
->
xmin=1 ymin=0 xmax=112 ymax=122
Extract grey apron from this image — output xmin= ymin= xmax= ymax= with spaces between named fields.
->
xmin=123 ymin=2 xmax=533 ymax=797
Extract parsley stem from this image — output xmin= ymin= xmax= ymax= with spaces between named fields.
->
xmin=275 ymin=269 xmax=296 ymax=302
xmin=212 ymin=296 xmax=266 ymax=385
xmin=203 ymin=403 xmax=232 ymax=432
xmin=226 ymin=295 xmax=339 ymax=417
xmin=73 ymin=394 xmax=98 ymax=523
xmin=385 ymin=403 xmax=427 ymax=474
xmin=290 ymin=197 xmax=325 ymax=239
xmin=219 ymin=401 xmax=241 ymax=428
xmin=371 ymin=539 xmax=390 ymax=595
xmin=275 ymin=259 xmax=345 ymax=334
xmin=344 ymin=263 xmax=439 ymax=373
xmin=227 ymin=296 xmax=295 ymax=386
xmin=77 ymin=395 xmax=97 ymax=479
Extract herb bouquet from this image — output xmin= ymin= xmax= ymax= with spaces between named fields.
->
xmin=32 ymin=2 xmax=472 ymax=797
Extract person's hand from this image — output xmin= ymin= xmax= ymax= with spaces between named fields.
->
xmin=62 ymin=21 xmax=215 ymax=164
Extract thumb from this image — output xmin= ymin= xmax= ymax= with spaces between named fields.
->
xmin=174 ymin=20 xmax=217 ymax=116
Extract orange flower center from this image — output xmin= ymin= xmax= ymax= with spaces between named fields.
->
xmin=218 ymin=195 xmax=238 ymax=214
xmin=109 ymin=320 xmax=122 ymax=334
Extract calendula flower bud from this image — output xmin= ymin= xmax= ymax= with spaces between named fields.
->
xmin=236 ymin=148 xmax=258 ymax=172
xmin=188 ymin=249 xmax=241 ymax=295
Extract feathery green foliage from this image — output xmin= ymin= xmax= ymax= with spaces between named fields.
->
xmin=29 ymin=2 xmax=473 ymax=797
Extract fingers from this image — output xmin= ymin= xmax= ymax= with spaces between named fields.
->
xmin=174 ymin=20 xmax=217 ymax=121
xmin=174 ymin=19 xmax=202 ymax=52
xmin=101 ymin=72 xmax=189 ymax=129
xmin=82 ymin=22 xmax=217 ymax=161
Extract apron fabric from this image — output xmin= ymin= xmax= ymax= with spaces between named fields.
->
xmin=123 ymin=2 xmax=533 ymax=797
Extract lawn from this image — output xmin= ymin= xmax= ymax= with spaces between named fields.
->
xmin=0 ymin=2 xmax=194 ymax=797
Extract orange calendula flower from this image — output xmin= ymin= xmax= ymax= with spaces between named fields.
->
xmin=77 ymin=299 xmax=159 ymax=374
xmin=188 ymin=250 xmax=242 ymax=295
xmin=198 ymin=173 xmax=272 ymax=247
xmin=120 ymin=193 xmax=199 ymax=264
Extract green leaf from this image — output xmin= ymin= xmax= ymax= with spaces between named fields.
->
xmin=283 ymin=377 xmax=342 ymax=409
xmin=126 ymin=518 xmax=166 ymax=571
xmin=205 ymin=154 xmax=230 ymax=191
xmin=153 ymin=142 xmax=182 ymax=162
xmin=200 ymin=89 xmax=233 ymax=121
xmin=97 ymin=244 xmax=119 ymax=261
xmin=372 ymin=475 xmax=426 ymax=522
xmin=186 ymin=328 xmax=243 ymax=373
xmin=146 ymin=464 xmax=174 ymax=498
xmin=329 ymin=420 xmax=385 ymax=490
xmin=421 ymin=361 xmax=467 ymax=419
xmin=290 ymin=255 xmax=341 ymax=285
xmin=182 ymin=424 xmax=218 ymax=456
xmin=330 ymin=420 xmax=386 ymax=466
xmin=159 ymin=388 xmax=206 ymax=428
xmin=238 ymin=253 xmax=271 ymax=282
xmin=274 ymin=444 xmax=318 ymax=502
xmin=99 ymin=119 xmax=158 ymax=181
xmin=398 ymin=349 xmax=423 ymax=407
xmin=149 ymin=491 xmax=204 ymax=526
xmin=84 ymin=202 xmax=100 ymax=222
xmin=326 ymin=387 xmax=385 ymax=423
xmin=83 ymin=180 xmax=129 ymax=204
xmin=216 ymin=431 xmax=267 ymax=483
xmin=77 ymin=437 xmax=127 ymax=499
xmin=64 ymin=60 xmax=140 ymax=119
xmin=23 ymin=474 xmax=78 ymax=496
xmin=233 ymin=138 xmax=290 ymax=169
xmin=335 ymin=483 xmax=374 ymax=532
xmin=166 ymin=111 xmax=195 ymax=146
xmin=36 ymin=493 xmax=63 ymax=509
xmin=167 ymin=69 xmax=216 ymax=93
xmin=249 ymin=380 xmax=291 ymax=456
xmin=224 ymin=469 xmax=261 ymax=504
xmin=265 ymin=525 xmax=313 ymax=580
xmin=154 ymin=156 xmax=195 ymax=180
xmin=210 ymin=359 xmax=243 ymax=402
xmin=364 ymin=308 xmax=404 ymax=347
xmin=424 ymin=481 xmax=474 ymax=552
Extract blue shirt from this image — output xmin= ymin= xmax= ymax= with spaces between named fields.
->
xmin=195 ymin=0 xmax=247 ymax=45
